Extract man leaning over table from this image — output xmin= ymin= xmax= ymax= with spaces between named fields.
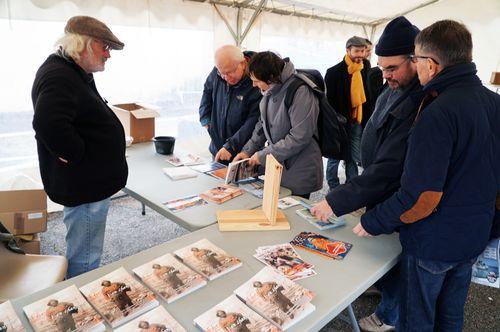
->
xmin=354 ymin=20 xmax=500 ymax=331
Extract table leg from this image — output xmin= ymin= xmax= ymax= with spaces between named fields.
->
xmin=141 ymin=202 xmax=146 ymax=215
xmin=347 ymin=304 xmax=360 ymax=332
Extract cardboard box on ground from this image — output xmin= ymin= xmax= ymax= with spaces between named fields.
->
xmin=15 ymin=233 xmax=41 ymax=254
xmin=111 ymin=103 xmax=160 ymax=143
xmin=0 ymin=189 xmax=47 ymax=235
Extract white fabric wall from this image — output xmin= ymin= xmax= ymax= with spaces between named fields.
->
xmin=374 ymin=0 xmax=500 ymax=85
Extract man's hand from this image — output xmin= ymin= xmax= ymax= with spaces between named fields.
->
xmin=249 ymin=152 xmax=261 ymax=166
xmin=233 ymin=151 xmax=249 ymax=162
xmin=215 ymin=147 xmax=232 ymax=161
xmin=310 ymin=200 xmax=334 ymax=221
xmin=353 ymin=222 xmax=372 ymax=237
xmin=203 ymin=124 xmax=209 ymax=129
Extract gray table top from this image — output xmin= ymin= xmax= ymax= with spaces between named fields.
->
xmin=10 ymin=202 xmax=401 ymax=332
xmin=124 ymin=142 xmax=292 ymax=231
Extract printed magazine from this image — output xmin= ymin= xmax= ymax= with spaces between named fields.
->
xmin=234 ymin=267 xmax=315 ymax=330
xmin=295 ymin=208 xmax=346 ymax=231
xmin=174 ymin=238 xmax=242 ymax=280
xmin=194 ymin=295 xmax=281 ymax=332
xmin=472 ymin=238 xmax=499 ymax=288
xmin=79 ymin=267 xmax=158 ymax=327
xmin=290 ymin=232 xmax=352 ymax=260
xmin=23 ymin=285 xmax=105 ymax=332
xmin=115 ymin=306 xmax=186 ymax=332
xmin=254 ymin=244 xmax=316 ymax=281
xmin=200 ymin=184 xmax=243 ymax=204
xmin=163 ymin=195 xmax=207 ymax=213
xmin=0 ymin=301 xmax=24 ymax=332
xmin=133 ymin=253 xmax=207 ymax=303
xmin=225 ymin=158 xmax=259 ymax=185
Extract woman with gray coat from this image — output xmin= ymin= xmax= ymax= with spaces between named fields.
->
xmin=233 ymin=51 xmax=323 ymax=197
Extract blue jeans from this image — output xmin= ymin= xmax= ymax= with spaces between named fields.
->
xmin=375 ymin=263 xmax=400 ymax=326
xmin=398 ymin=253 xmax=475 ymax=332
xmin=63 ymin=198 xmax=110 ymax=278
xmin=326 ymin=123 xmax=362 ymax=189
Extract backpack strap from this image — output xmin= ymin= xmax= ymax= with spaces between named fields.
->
xmin=283 ymin=73 xmax=321 ymax=145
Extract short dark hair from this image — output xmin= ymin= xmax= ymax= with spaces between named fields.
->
xmin=415 ymin=20 xmax=472 ymax=68
xmin=364 ymin=38 xmax=372 ymax=46
xmin=248 ymin=51 xmax=285 ymax=84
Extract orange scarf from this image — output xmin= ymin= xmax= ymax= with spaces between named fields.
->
xmin=345 ymin=54 xmax=366 ymax=124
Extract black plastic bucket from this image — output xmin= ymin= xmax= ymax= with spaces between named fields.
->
xmin=153 ymin=136 xmax=176 ymax=155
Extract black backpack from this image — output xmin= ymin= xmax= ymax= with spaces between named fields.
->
xmin=284 ymin=69 xmax=350 ymax=160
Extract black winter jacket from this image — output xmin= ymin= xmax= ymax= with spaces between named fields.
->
xmin=199 ymin=52 xmax=261 ymax=159
xmin=324 ymin=58 xmax=373 ymax=128
xmin=326 ymin=77 xmax=424 ymax=216
xmin=32 ymin=54 xmax=128 ymax=207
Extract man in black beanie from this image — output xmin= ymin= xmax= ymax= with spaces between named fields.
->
xmin=312 ymin=16 xmax=423 ymax=331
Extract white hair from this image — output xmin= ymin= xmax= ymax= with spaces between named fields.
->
xmin=54 ymin=33 xmax=93 ymax=62
xmin=215 ymin=45 xmax=244 ymax=65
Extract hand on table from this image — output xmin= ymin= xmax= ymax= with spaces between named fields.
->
xmin=353 ymin=222 xmax=372 ymax=237
xmin=310 ymin=199 xmax=334 ymax=221
xmin=215 ymin=147 xmax=232 ymax=161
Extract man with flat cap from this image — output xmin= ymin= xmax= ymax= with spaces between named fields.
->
xmin=324 ymin=36 xmax=372 ymax=190
xmin=32 ymin=16 xmax=128 ymax=278
xmin=312 ymin=16 xmax=423 ymax=331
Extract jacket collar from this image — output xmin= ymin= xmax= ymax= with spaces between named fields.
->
xmin=388 ymin=76 xmax=424 ymax=120
xmin=422 ymin=62 xmax=480 ymax=95
xmin=52 ymin=52 xmax=95 ymax=84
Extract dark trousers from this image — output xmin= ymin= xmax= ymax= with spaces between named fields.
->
xmin=398 ymin=253 xmax=475 ymax=332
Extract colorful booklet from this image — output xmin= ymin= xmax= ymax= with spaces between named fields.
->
xmin=133 ymin=253 xmax=207 ymax=303
xmin=472 ymin=238 xmax=499 ymax=288
xmin=190 ymin=162 xmax=226 ymax=174
xmin=115 ymin=306 xmax=186 ymax=332
xmin=0 ymin=301 xmax=25 ymax=332
xmin=295 ymin=208 xmax=346 ymax=231
xmin=206 ymin=167 xmax=228 ymax=181
xmin=165 ymin=153 xmax=204 ymax=167
xmin=23 ymin=285 xmax=105 ymax=332
xmin=162 ymin=166 xmax=198 ymax=180
xmin=194 ymin=294 xmax=281 ymax=332
xmin=254 ymin=244 xmax=316 ymax=281
xmin=277 ymin=197 xmax=301 ymax=210
xmin=79 ymin=267 xmax=159 ymax=328
xmin=200 ymin=184 xmax=243 ymax=204
xmin=238 ymin=178 xmax=265 ymax=198
xmin=233 ymin=267 xmax=315 ymax=330
xmin=225 ymin=158 xmax=259 ymax=185
xmin=290 ymin=232 xmax=352 ymax=260
xmin=163 ymin=195 xmax=207 ymax=213
xmin=174 ymin=238 xmax=242 ymax=280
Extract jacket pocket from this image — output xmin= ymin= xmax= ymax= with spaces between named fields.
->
xmin=418 ymin=258 xmax=455 ymax=275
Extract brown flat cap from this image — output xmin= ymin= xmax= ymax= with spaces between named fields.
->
xmin=65 ymin=15 xmax=124 ymax=50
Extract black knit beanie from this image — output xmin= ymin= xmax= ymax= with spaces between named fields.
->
xmin=375 ymin=16 xmax=420 ymax=56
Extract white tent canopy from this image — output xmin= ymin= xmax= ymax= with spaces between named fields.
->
xmin=0 ymin=0 xmax=499 ymax=189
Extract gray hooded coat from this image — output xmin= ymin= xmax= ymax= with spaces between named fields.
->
xmin=242 ymin=60 xmax=323 ymax=195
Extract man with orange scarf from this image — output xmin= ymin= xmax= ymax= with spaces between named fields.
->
xmin=324 ymin=36 xmax=372 ymax=190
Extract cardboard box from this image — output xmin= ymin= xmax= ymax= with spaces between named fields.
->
xmin=111 ymin=103 xmax=160 ymax=143
xmin=0 ymin=189 xmax=47 ymax=235
xmin=16 ymin=233 xmax=41 ymax=254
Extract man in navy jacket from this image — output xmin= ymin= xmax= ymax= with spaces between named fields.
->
xmin=355 ymin=20 xmax=500 ymax=331
xmin=199 ymin=45 xmax=261 ymax=163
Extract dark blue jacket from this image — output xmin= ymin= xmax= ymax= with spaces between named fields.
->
xmin=326 ymin=77 xmax=424 ymax=216
xmin=199 ymin=52 xmax=261 ymax=159
xmin=361 ymin=63 xmax=500 ymax=262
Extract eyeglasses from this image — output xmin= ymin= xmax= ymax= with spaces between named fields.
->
xmin=94 ymin=39 xmax=111 ymax=53
xmin=217 ymin=62 xmax=242 ymax=78
xmin=377 ymin=57 xmax=411 ymax=74
xmin=409 ymin=54 xmax=440 ymax=65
